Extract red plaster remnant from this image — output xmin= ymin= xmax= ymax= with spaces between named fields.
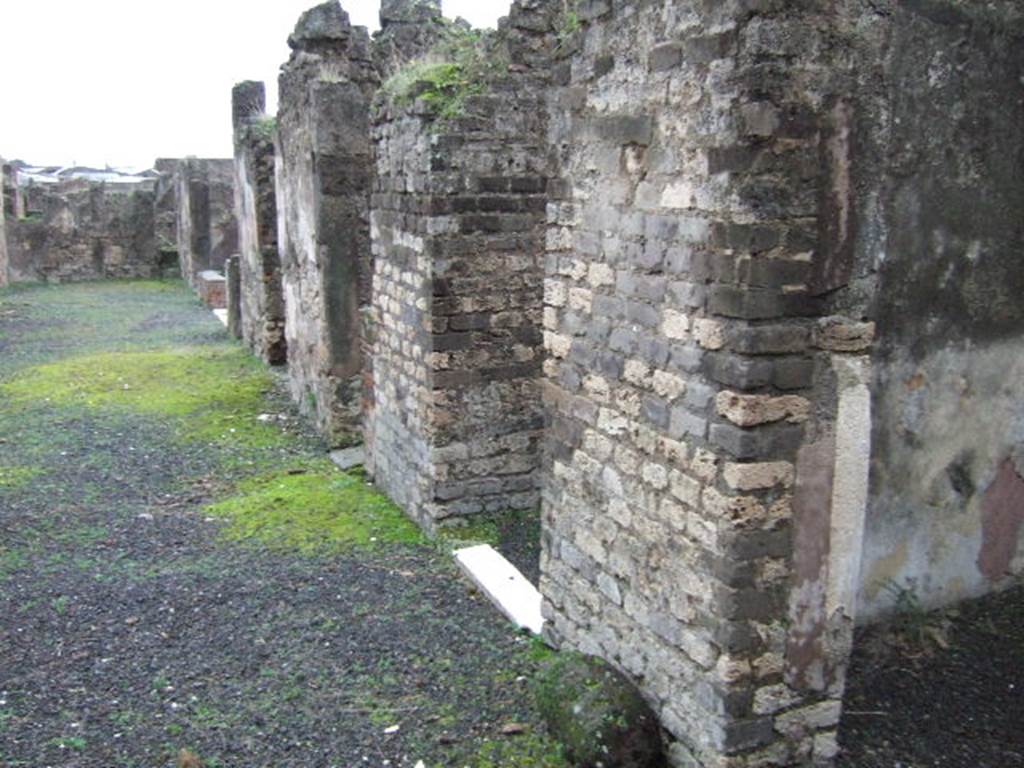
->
xmin=785 ymin=436 xmax=835 ymax=692
xmin=978 ymin=458 xmax=1024 ymax=581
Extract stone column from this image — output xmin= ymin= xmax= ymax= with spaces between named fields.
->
xmin=225 ymin=254 xmax=242 ymax=339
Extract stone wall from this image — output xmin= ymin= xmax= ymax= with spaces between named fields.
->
xmin=275 ymin=1 xmax=377 ymax=444
xmin=232 ymin=81 xmax=287 ymax=365
xmin=153 ymin=158 xmax=181 ymax=277
xmin=4 ymin=179 xmax=159 ymax=283
xmin=533 ymin=0 xmax=1024 ymax=764
xmin=174 ymin=158 xmax=237 ymax=289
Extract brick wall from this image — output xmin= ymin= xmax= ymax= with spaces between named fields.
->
xmin=368 ymin=77 xmax=549 ymax=529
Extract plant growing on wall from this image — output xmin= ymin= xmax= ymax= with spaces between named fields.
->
xmin=382 ymin=28 xmax=508 ymax=121
xmin=246 ymin=116 xmax=277 ymax=143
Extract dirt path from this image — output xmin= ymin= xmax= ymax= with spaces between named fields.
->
xmin=0 ymin=280 xmax=564 ymax=768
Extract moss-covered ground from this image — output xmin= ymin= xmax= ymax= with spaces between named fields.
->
xmin=0 ymin=279 xmax=566 ymax=768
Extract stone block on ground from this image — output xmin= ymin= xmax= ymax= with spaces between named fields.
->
xmin=329 ymin=446 xmax=365 ymax=470
xmin=197 ymin=270 xmax=227 ymax=309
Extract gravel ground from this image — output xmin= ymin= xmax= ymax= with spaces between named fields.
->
xmin=0 ymin=280 xmax=565 ymax=768
xmin=1 ymin=280 xmax=1021 ymax=768
xmin=838 ymin=584 xmax=1024 ymax=767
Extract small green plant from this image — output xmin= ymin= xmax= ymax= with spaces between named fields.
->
xmin=556 ymin=0 xmax=581 ymax=45
xmin=246 ymin=115 xmax=277 ymax=142
xmin=0 ymin=465 xmax=42 ymax=490
xmin=880 ymin=579 xmax=952 ymax=654
xmin=152 ymin=674 xmax=171 ymax=692
xmin=50 ymin=595 xmax=70 ymax=614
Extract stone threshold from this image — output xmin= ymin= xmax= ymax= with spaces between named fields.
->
xmin=454 ymin=543 xmax=544 ymax=635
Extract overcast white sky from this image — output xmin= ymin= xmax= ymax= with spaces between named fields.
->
xmin=1 ymin=0 xmax=509 ymax=171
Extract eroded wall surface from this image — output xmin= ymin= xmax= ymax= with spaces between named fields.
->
xmin=275 ymin=1 xmax=376 ymax=443
xmin=5 ymin=180 xmax=158 ymax=283
xmin=855 ymin=2 xmax=1024 ymax=619
xmin=233 ymin=81 xmax=287 ymax=365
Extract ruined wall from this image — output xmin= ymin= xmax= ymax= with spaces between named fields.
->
xmin=275 ymin=1 xmax=376 ymax=444
xmin=175 ymin=158 xmax=237 ymax=289
xmin=367 ymin=1 xmax=552 ymax=529
xmin=5 ymin=180 xmax=159 ymax=283
xmin=539 ymin=1 xmax=863 ymax=764
xmin=232 ymin=81 xmax=287 ymax=365
xmin=852 ymin=2 xmax=1024 ymax=619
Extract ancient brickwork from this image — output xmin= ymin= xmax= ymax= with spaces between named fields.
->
xmin=232 ymin=81 xmax=287 ymax=365
xmin=367 ymin=5 xmax=552 ymax=530
xmin=5 ymin=179 xmax=158 ymax=283
xmin=538 ymin=1 xmax=859 ymax=764
xmin=275 ymin=1 xmax=377 ymax=444
xmin=175 ymin=158 xmax=237 ymax=289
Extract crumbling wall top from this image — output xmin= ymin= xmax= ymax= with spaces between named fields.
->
xmin=379 ymin=0 xmax=442 ymax=27
xmin=288 ymin=1 xmax=353 ymax=51
xmin=232 ymin=81 xmax=267 ymax=129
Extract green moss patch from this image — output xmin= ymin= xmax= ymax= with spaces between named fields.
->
xmin=533 ymin=651 xmax=664 ymax=768
xmin=470 ymin=733 xmax=568 ymax=767
xmin=205 ymin=461 xmax=424 ymax=552
xmin=0 ymin=346 xmax=286 ymax=447
xmin=0 ymin=465 xmax=42 ymax=490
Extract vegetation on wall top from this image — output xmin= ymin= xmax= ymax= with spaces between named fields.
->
xmin=382 ymin=27 xmax=508 ymax=121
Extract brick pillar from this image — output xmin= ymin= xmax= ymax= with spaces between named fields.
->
xmin=539 ymin=1 xmax=863 ymax=765
xmin=368 ymin=73 xmax=549 ymax=529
